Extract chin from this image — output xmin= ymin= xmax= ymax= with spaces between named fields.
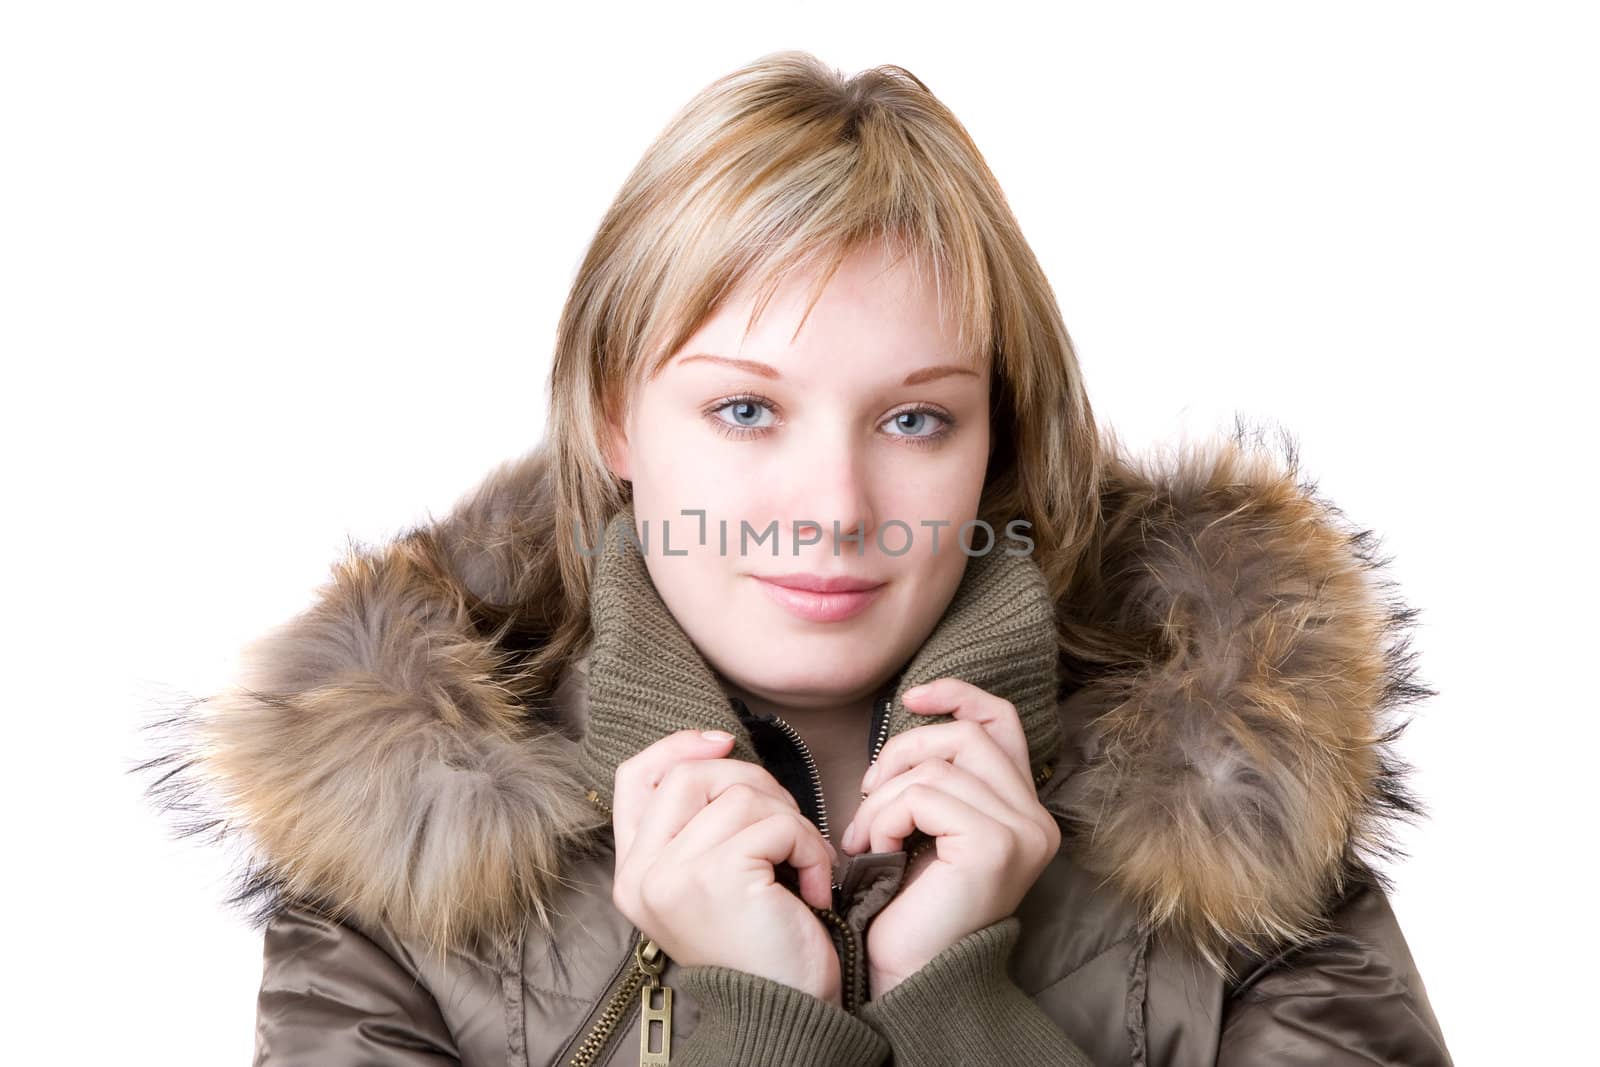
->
xmin=723 ymin=652 xmax=883 ymax=704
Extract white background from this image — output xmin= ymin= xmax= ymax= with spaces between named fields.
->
xmin=5 ymin=3 xmax=1593 ymax=1063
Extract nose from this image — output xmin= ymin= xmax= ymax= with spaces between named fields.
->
xmin=790 ymin=439 xmax=876 ymax=557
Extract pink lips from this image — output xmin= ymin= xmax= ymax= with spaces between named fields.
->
xmin=753 ymin=573 xmax=887 ymax=623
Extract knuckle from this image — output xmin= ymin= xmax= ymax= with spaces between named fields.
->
xmin=715 ymin=781 xmax=761 ymax=812
xmin=1016 ymin=821 xmax=1048 ymax=858
xmin=745 ymin=771 xmax=797 ymax=808
xmin=756 ymin=810 xmax=790 ymax=831
xmin=659 ymin=761 xmax=695 ymax=792
xmin=611 ymin=877 xmax=637 ymax=916
xmin=771 ymin=812 xmax=806 ymax=838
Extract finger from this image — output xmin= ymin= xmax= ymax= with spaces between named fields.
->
xmin=612 ymin=729 xmax=738 ymax=861
xmin=708 ymin=811 xmax=837 ymax=912
xmin=862 ymin=781 xmax=997 ymax=856
xmin=659 ymin=784 xmax=812 ymax=860
xmin=621 ymin=757 xmax=802 ymax=882
xmin=900 ymin=678 xmax=1030 ymax=776
xmin=845 ymin=758 xmax=1022 ymax=855
xmin=862 ymin=718 xmax=1034 ymax=813
xmin=658 ymin=793 xmax=835 ymax=911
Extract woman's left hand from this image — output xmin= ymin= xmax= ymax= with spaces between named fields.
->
xmin=840 ymin=677 xmax=1061 ymax=998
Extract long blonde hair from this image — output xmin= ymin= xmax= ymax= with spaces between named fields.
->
xmin=507 ymin=50 xmax=1100 ymax=693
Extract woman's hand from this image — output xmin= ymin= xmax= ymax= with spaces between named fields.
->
xmin=610 ymin=728 xmax=845 ymax=1005
xmin=840 ymin=679 xmax=1060 ymax=998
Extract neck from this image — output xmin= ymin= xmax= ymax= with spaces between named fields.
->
xmin=719 ymin=676 xmax=897 ymax=850
xmin=716 ymin=665 xmax=885 ymax=730
xmin=720 ymin=679 xmax=888 ymax=780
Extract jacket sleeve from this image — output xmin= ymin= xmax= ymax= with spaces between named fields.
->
xmin=1218 ymin=882 xmax=1453 ymax=1066
xmin=856 ymin=916 xmax=1095 ymax=1067
xmin=674 ymin=964 xmax=891 ymax=1066
xmin=254 ymin=899 xmax=461 ymax=1066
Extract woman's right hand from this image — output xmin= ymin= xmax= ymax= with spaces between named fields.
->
xmin=610 ymin=728 xmax=843 ymax=1005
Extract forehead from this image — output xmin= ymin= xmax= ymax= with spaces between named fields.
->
xmin=671 ymin=245 xmax=980 ymax=373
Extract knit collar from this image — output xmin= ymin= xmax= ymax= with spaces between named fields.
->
xmin=573 ymin=502 xmax=1063 ymax=810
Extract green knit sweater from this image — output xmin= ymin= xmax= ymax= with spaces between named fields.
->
xmin=575 ymin=505 xmax=1094 ymax=1066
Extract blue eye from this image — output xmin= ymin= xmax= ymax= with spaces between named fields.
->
xmin=885 ymin=409 xmax=948 ymax=439
xmin=711 ymin=398 xmax=777 ymax=433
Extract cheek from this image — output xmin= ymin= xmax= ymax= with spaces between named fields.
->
xmin=873 ymin=439 xmax=989 ymax=606
xmin=625 ymin=406 xmax=734 ymax=517
xmin=877 ymin=442 xmax=989 ymax=536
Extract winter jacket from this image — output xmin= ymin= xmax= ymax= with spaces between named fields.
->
xmin=135 ymin=431 xmax=1454 ymax=1066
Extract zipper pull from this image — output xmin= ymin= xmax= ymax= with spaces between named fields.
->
xmin=637 ymin=937 xmax=673 ymax=1065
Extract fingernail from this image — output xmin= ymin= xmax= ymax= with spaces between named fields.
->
xmin=862 ymin=764 xmax=880 ymax=789
xmin=842 ymin=821 xmax=856 ymax=850
xmin=903 ymin=683 xmax=928 ymax=700
xmin=701 ymin=730 xmax=733 ymax=742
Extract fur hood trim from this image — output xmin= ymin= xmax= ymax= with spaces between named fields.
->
xmin=132 ymin=423 xmax=1431 ymax=967
xmin=1055 ymin=426 xmax=1430 ymax=969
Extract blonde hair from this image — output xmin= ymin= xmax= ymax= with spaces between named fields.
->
xmin=515 ymin=49 xmax=1100 ymax=691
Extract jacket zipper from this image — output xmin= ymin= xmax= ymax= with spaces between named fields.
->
xmin=575 ymin=788 xmax=674 ymax=1066
xmin=763 ymin=692 xmax=893 ymax=1014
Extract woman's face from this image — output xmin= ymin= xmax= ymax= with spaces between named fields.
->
xmin=603 ymin=239 xmax=993 ymax=710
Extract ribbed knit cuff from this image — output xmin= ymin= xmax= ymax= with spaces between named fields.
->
xmin=674 ymin=964 xmax=890 ymax=1067
xmin=857 ymin=916 xmax=1094 ymax=1066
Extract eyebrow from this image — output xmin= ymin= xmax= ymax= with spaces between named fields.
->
xmin=676 ymin=353 xmax=980 ymax=386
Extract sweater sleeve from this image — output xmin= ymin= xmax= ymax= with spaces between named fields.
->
xmin=673 ymin=964 xmax=890 ymax=1067
xmin=857 ymin=916 xmax=1095 ymax=1067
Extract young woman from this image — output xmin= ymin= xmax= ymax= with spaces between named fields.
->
xmin=138 ymin=51 xmax=1453 ymax=1065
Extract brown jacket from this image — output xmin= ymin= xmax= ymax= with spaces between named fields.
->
xmin=135 ymin=431 xmax=1453 ymax=1065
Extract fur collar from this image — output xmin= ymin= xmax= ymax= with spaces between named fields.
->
xmin=133 ymin=427 xmax=1429 ymax=970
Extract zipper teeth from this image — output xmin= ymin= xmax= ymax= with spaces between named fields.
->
xmin=567 ymin=930 xmax=648 ymax=1067
xmin=769 ymin=702 xmax=861 ymax=1012
xmin=811 ymin=903 xmax=862 ymax=1013
xmin=769 ymin=714 xmax=829 ymax=840
xmin=686 ymin=708 xmax=862 ymax=1013
xmin=577 ymin=792 xmax=668 ymax=1065
xmin=868 ymin=694 xmax=892 ymax=767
